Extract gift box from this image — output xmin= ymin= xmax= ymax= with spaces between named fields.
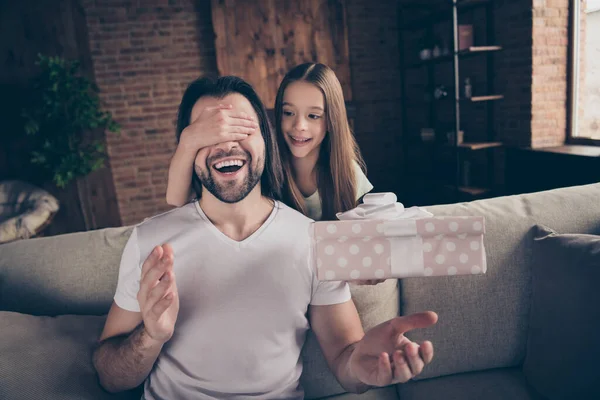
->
xmin=314 ymin=196 xmax=487 ymax=281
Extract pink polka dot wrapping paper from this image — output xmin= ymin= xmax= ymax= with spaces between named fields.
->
xmin=313 ymin=216 xmax=487 ymax=281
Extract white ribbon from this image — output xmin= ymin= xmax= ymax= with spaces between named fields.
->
xmin=388 ymin=235 xmax=425 ymax=277
xmin=336 ymin=192 xmax=433 ymax=221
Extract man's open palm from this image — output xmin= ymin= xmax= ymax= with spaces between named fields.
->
xmin=349 ymin=311 xmax=438 ymax=387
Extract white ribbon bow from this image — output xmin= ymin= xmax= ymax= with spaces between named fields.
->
xmin=336 ymin=192 xmax=433 ymax=221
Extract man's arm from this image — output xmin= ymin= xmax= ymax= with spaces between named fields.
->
xmin=309 ymin=301 xmax=437 ymax=392
xmin=308 ymin=300 xmax=370 ymax=393
xmin=93 ymin=244 xmax=179 ymax=393
xmin=92 ymin=303 xmax=163 ymax=393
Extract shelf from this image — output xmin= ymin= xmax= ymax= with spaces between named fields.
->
xmin=405 ymin=46 xmax=502 ymax=69
xmin=406 ymin=94 xmax=504 ymax=104
xmin=461 ymin=46 xmax=502 ymax=54
xmin=459 ymin=46 xmax=502 ymax=60
xmin=457 ymin=141 xmax=503 ymax=150
xmin=463 ymin=95 xmax=504 ymax=102
xmin=412 ymin=141 xmax=503 ymax=153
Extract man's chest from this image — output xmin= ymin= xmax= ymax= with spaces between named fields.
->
xmin=172 ymin=245 xmax=312 ymax=323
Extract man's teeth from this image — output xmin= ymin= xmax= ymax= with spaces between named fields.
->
xmin=215 ymin=160 xmax=244 ymax=169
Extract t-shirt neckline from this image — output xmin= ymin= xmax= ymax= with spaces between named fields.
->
xmin=194 ymin=200 xmax=280 ymax=248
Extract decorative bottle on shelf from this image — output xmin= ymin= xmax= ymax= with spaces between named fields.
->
xmin=464 ymin=78 xmax=472 ymax=99
xmin=434 ymin=85 xmax=448 ymax=100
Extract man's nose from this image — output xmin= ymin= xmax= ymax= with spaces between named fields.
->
xmin=213 ymin=140 xmax=239 ymax=153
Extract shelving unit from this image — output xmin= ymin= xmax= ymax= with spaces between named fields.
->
xmin=399 ymin=0 xmax=503 ymax=205
xmin=406 ymin=46 xmax=501 ymax=68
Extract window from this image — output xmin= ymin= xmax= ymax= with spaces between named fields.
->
xmin=570 ymin=0 xmax=600 ymax=142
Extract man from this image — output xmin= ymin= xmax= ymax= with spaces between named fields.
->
xmin=93 ymin=76 xmax=438 ymax=399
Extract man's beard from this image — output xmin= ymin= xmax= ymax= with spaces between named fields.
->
xmin=196 ymin=149 xmax=264 ymax=204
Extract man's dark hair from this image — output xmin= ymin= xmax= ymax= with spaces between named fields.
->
xmin=175 ymin=76 xmax=283 ymax=201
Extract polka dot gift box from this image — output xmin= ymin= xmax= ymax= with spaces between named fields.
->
xmin=313 ymin=201 xmax=487 ymax=281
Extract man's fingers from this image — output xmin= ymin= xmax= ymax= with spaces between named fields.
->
xmin=161 ymin=243 xmax=174 ymax=261
xmin=377 ymin=352 xmax=393 ymax=386
xmin=392 ymin=350 xmax=413 ymax=383
xmin=419 ymin=340 xmax=434 ymax=364
xmin=140 ymin=261 xmax=168 ymax=291
xmin=151 ymin=291 xmax=175 ymax=318
xmin=146 ymin=272 xmax=174 ymax=308
xmin=404 ymin=342 xmax=425 ymax=376
xmin=140 ymin=250 xmax=173 ymax=292
xmin=141 ymin=246 xmax=163 ymax=281
xmin=390 ymin=311 xmax=438 ymax=334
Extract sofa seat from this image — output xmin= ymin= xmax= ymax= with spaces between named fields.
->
xmin=396 ymin=367 xmax=545 ymax=400
xmin=0 ymin=311 xmax=140 ymax=400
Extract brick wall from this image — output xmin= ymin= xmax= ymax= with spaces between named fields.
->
xmin=493 ymin=0 xmax=534 ymax=147
xmin=530 ymin=0 xmax=569 ymax=148
xmin=345 ymin=0 xmax=403 ymax=194
xmin=82 ymin=0 xmax=218 ymax=226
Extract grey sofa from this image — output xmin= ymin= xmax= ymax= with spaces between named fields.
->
xmin=2 ymin=183 xmax=600 ymax=400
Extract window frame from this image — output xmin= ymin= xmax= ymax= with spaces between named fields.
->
xmin=568 ymin=0 xmax=600 ymax=145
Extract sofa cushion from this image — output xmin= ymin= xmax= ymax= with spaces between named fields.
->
xmin=321 ymin=386 xmax=398 ymax=399
xmin=400 ymin=183 xmax=600 ymax=380
xmin=301 ymin=279 xmax=399 ymax=399
xmin=396 ymin=367 xmax=544 ymax=400
xmin=523 ymin=225 xmax=600 ymax=399
xmin=0 ymin=226 xmax=132 ymax=315
xmin=0 ymin=311 xmax=140 ymax=400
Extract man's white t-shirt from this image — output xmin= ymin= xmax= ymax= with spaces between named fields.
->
xmin=114 ymin=200 xmax=350 ymax=399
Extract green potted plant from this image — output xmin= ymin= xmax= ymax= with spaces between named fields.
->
xmin=21 ymin=54 xmax=119 ymax=188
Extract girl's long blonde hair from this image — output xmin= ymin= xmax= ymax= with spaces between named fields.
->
xmin=274 ymin=63 xmax=366 ymax=220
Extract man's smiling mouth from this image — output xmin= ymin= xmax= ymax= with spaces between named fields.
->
xmin=212 ymin=158 xmax=246 ymax=174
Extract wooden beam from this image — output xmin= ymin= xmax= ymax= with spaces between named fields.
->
xmin=211 ymin=0 xmax=352 ymax=108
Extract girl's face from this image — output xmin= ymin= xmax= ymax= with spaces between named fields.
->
xmin=281 ymin=81 xmax=327 ymax=160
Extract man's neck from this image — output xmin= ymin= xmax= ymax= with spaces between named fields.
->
xmin=291 ymin=148 xmax=320 ymax=197
xmin=199 ymin=187 xmax=274 ymax=242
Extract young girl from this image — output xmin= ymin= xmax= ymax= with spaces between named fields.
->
xmin=274 ymin=62 xmax=372 ymax=221
xmin=166 ymin=62 xmax=373 ymax=221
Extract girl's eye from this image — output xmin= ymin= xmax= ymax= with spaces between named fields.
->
xmin=283 ymin=110 xmax=294 ymax=117
xmin=309 ymin=114 xmax=322 ymax=120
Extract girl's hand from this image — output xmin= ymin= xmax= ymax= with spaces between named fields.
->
xmin=350 ymin=279 xmax=387 ymax=285
xmin=179 ymin=104 xmax=259 ymax=154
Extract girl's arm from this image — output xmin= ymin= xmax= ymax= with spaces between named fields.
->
xmin=166 ymin=143 xmax=196 ymax=206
